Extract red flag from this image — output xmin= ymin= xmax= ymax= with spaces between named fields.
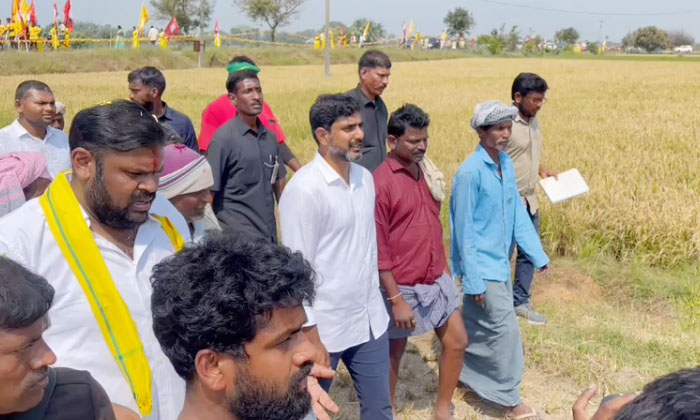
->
xmin=63 ymin=0 xmax=73 ymax=30
xmin=214 ymin=20 xmax=220 ymax=35
xmin=29 ymin=0 xmax=37 ymax=26
xmin=164 ymin=16 xmax=179 ymax=39
xmin=53 ymin=0 xmax=59 ymax=27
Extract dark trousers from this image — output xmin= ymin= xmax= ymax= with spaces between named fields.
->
xmin=512 ymin=203 xmax=540 ymax=307
xmin=321 ymin=330 xmax=392 ymax=420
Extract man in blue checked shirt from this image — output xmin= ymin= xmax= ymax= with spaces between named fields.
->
xmin=450 ymin=100 xmax=550 ymax=420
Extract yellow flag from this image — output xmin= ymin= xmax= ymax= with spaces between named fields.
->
xmin=408 ymin=20 xmax=414 ymax=38
xmin=138 ymin=4 xmax=149 ymax=31
xmin=441 ymin=29 xmax=447 ymax=41
xmin=362 ymin=22 xmax=370 ymax=39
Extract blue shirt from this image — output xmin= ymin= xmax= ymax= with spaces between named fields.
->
xmin=450 ymin=144 xmax=549 ymax=295
xmin=159 ymin=103 xmax=199 ymax=152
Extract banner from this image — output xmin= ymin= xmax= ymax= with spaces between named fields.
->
xmin=29 ymin=0 xmax=37 ymax=26
xmin=64 ymin=0 xmax=73 ymax=31
xmin=164 ymin=16 xmax=179 ymax=39
xmin=138 ymin=4 xmax=149 ymax=31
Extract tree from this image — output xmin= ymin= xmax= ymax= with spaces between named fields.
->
xmin=234 ymin=0 xmax=307 ymax=42
xmin=554 ymin=27 xmax=579 ymax=46
xmin=622 ymin=31 xmax=636 ymax=48
xmin=633 ymin=26 xmax=669 ymax=52
xmin=444 ymin=7 xmax=475 ymax=38
xmin=667 ymin=30 xmax=694 ymax=47
xmin=349 ymin=18 xmax=386 ymax=43
xmin=150 ymin=0 xmax=214 ymax=34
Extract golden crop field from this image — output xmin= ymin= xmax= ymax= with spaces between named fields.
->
xmin=1 ymin=56 xmax=699 ymax=419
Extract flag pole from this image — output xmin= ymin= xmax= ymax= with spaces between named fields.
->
xmin=324 ymin=0 xmax=330 ymax=77
xmin=198 ymin=0 xmax=205 ymax=68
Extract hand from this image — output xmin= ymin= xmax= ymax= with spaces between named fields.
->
xmin=308 ymin=365 xmax=339 ymax=420
xmin=572 ymin=384 xmax=637 ymax=420
xmin=392 ymin=296 xmax=416 ymax=330
xmin=539 ymin=265 xmax=551 ymax=276
xmin=540 ymin=168 xmax=559 ymax=180
xmin=112 ymin=404 xmax=141 ymax=420
xmin=471 ymin=293 xmax=486 ymax=305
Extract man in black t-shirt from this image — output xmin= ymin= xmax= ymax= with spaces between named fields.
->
xmin=0 ymin=258 xmax=117 ymax=420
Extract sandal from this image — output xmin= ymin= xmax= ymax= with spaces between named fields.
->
xmin=504 ymin=407 xmax=542 ymax=420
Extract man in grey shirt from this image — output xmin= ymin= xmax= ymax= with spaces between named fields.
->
xmin=207 ymin=70 xmax=286 ymax=243
xmin=346 ymin=50 xmax=392 ymax=172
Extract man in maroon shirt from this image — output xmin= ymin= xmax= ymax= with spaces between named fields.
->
xmin=198 ymin=56 xmax=301 ymax=172
xmin=374 ymin=104 xmax=468 ymax=420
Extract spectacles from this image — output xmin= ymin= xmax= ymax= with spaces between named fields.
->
xmin=525 ymin=95 xmax=548 ymax=105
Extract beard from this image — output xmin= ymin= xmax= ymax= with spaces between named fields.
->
xmin=330 ymin=137 xmax=362 ymax=163
xmin=228 ymin=362 xmax=313 ymax=420
xmin=86 ymin=161 xmax=154 ymax=230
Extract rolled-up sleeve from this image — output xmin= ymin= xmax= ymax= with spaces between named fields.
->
xmin=279 ymin=185 xmax=320 ymax=326
xmin=450 ymin=170 xmax=486 ymax=295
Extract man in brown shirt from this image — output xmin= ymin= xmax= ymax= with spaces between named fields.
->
xmin=505 ymin=72 xmax=558 ymax=325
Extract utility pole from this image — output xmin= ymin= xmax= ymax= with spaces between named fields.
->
xmin=598 ymin=20 xmax=604 ymax=43
xmin=324 ymin=0 xmax=330 ymax=77
xmin=198 ymin=0 xmax=206 ymax=68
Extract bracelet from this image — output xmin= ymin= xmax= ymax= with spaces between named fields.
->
xmin=387 ymin=293 xmax=402 ymax=301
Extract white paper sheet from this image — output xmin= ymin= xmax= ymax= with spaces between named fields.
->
xmin=538 ymin=168 xmax=589 ymax=204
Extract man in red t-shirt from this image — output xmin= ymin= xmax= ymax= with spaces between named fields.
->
xmin=374 ymin=104 xmax=468 ymax=420
xmin=198 ymin=56 xmax=301 ymax=172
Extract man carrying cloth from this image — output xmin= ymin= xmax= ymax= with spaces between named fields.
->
xmin=450 ymin=101 xmax=550 ymax=420
xmin=199 ymin=56 xmax=301 ymax=172
xmin=374 ymin=104 xmax=467 ymax=420
xmin=0 ymin=100 xmax=187 ymax=420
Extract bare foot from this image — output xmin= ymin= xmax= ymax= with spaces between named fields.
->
xmin=433 ymin=402 xmax=454 ymax=420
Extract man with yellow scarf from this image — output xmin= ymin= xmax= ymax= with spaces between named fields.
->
xmin=0 ymin=100 xmax=187 ymax=420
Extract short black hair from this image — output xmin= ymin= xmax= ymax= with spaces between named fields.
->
xmin=0 ymin=258 xmax=54 ymax=330
xmin=388 ymin=104 xmax=430 ymax=138
xmin=309 ymin=94 xmax=361 ymax=145
xmin=511 ymin=72 xmax=548 ymax=100
xmin=228 ymin=55 xmax=256 ymax=65
xmin=69 ymin=100 xmax=165 ymax=154
xmin=614 ymin=368 xmax=700 ymax=420
xmin=128 ymin=66 xmax=167 ymax=95
xmin=225 ymin=70 xmax=259 ymax=95
xmin=151 ymin=233 xmax=316 ymax=381
xmin=358 ymin=49 xmax=392 ymax=75
xmin=15 ymin=80 xmax=53 ymax=102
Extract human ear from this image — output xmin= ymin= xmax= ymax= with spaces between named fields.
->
xmin=71 ymin=148 xmax=96 ymax=182
xmin=194 ymin=349 xmax=231 ymax=392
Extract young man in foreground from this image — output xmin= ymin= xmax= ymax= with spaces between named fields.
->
xmin=150 ymin=233 xmax=338 ymax=420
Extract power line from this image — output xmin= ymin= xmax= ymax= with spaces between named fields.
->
xmin=477 ymin=0 xmax=700 ymax=17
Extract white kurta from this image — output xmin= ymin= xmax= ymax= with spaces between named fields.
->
xmin=279 ymin=153 xmax=389 ymax=353
xmin=0 ymin=198 xmax=186 ymax=420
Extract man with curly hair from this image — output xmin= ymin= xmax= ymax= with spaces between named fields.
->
xmin=150 ymin=233 xmax=339 ymax=420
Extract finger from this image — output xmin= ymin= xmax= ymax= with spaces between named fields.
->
xmin=594 ymin=394 xmax=637 ymax=420
xmin=572 ymin=385 xmax=597 ymax=420
xmin=409 ymin=318 xmax=416 ymax=329
xmin=310 ymin=364 xmax=336 ymax=380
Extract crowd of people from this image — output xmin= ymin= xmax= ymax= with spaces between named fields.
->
xmin=0 ymin=50 xmax=698 ymax=420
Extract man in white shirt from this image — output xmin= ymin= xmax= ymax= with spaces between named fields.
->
xmin=0 ymin=100 xmax=188 ymax=420
xmin=148 ymin=26 xmax=159 ymax=45
xmin=279 ymin=94 xmax=392 ymax=420
xmin=0 ymin=80 xmax=70 ymax=178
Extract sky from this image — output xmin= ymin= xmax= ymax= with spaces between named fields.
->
xmin=26 ymin=0 xmax=700 ymax=42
